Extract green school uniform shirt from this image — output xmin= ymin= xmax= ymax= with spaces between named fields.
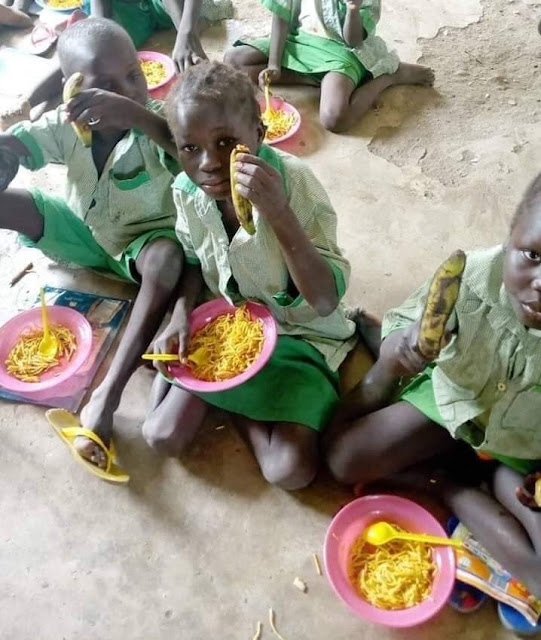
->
xmin=173 ymin=144 xmax=356 ymax=371
xmin=382 ymin=246 xmax=541 ymax=460
xmin=9 ymin=99 xmax=179 ymax=259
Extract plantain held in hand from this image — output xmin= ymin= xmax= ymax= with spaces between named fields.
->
xmin=417 ymin=249 xmax=466 ymax=360
xmin=230 ymin=144 xmax=255 ymax=235
xmin=63 ymin=72 xmax=92 ymax=147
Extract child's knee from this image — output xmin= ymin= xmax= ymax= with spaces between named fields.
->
xmin=142 ymin=415 xmax=186 ymax=457
xmin=325 ymin=432 xmax=374 ymax=485
xmin=224 ymin=48 xmax=241 ymax=68
xmin=319 ymin=103 xmax=348 ymax=133
xmin=261 ymin=447 xmax=318 ymax=490
xmin=140 ymin=239 xmax=183 ymax=288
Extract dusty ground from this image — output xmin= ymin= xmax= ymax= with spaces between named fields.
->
xmin=1 ymin=0 xmax=541 ymax=638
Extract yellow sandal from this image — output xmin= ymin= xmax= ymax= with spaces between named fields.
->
xmin=46 ymin=408 xmax=130 ymax=484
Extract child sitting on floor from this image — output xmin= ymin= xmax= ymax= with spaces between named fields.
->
xmin=225 ymin=0 xmax=434 ymax=132
xmin=0 ymin=18 xmax=184 ymax=473
xmin=326 ymin=173 xmax=541 ymax=596
xmin=143 ymin=61 xmax=356 ymax=490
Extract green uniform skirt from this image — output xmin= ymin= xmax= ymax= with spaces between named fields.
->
xmin=175 ymin=335 xmax=340 ymax=431
xmin=400 ymin=368 xmax=540 ymax=476
xmin=235 ymin=30 xmax=369 ymax=87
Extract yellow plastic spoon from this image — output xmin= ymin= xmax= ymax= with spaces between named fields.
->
xmin=38 ymin=287 xmax=58 ymax=359
xmin=363 ymin=521 xmax=463 ymax=549
xmin=141 ymin=348 xmax=207 ymax=365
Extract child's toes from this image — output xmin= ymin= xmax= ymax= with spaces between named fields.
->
xmin=74 ymin=436 xmax=107 ymax=469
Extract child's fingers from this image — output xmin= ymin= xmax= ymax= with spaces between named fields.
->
xmin=234 ymin=154 xmax=276 ymax=175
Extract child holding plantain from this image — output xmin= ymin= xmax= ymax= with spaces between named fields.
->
xmin=0 ymin=18 xmax=185 ymax=474
xmin=143 ymin=61 xmax=356 ymax=490
xmin=225 ymin=0 xmax=434 ymax=132
xmin=326 ymin=173 xmax=541 ymax=598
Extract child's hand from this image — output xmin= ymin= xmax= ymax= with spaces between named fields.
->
xmin=380 ymin=323 xmax=430 ymax=378
xmin=152 ymin=314 xmax=191 ymax=377
xmin=233 ymin=153 xmax=289 ymax=221
xmin=172 ymin=32 xmax=208 ymax=72
xmin=258 ymin=66 xmax=281 ymax=90
xmin=65 ymin=89 xmax=138 ymax=131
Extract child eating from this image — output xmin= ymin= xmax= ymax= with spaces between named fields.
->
xmin=327 ymin=173 xmax=541 ymax=596
xmin=143 ymin=61 xmax=356 ymax=490
xmin=0 ymin=18 xmax=184 ymax=475
xmin=225 ymin=0 xmax=434 ymax=132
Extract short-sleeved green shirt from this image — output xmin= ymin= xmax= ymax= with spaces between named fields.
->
xmin=382 ymin=246 xmax=541 ymax=460
xmin=173 ymin=144 xmax=356 ymax=371
xmin=9 ymin=100 xmax=179 ymax=259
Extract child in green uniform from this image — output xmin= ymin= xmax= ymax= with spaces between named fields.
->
xmin=0 ymin=0 xmax=233 ymax=129
xmin=327 ymin=173 xmax=541 ymax=596
xmin=0 ymin=18 xmax=184 ymax=470
xmin=143 ymin=61 xmax=356 ymax=490
xmin=225 ymin=0 xmax=434 ymax=132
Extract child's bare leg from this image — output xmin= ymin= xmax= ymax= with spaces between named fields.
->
xmin=443 ymin=466 xmax=541 ymax=597
xmin=238 ymin=419 xmax=318 ymax=490
xmin=77 ymin=239 xmax=183 ymax=466
xmin=0 ymin=3 xmax=32 ymax=26
xmin=319 ymin=64 xmax=435 ymax=133
xmin=0 ymin=189 xmax=45 ymax=238
xmin=325 ymin=401 xmax=455 ymax=484
xmin=141 ymin=377 xmax=208 ymax=456
xmin=224 ymin=45 xmax=319 ymax=87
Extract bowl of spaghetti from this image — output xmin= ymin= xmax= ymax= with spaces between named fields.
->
xmin=36 ymin=0 xmax=83 ymax=12
xmin=138 ymin=51 xmax=175 ymax=97
xmin=259 ymin=97 xmax=301 ymax=145
xmin=324 ymin=495 xmax=455 ymax=628
xmin=168 ymin=299 xmax=277 ymax=393
xmin=0 ymin=305 xmax=93 ymax=394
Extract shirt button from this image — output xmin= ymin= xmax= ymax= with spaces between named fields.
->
xmin=497 ymin=382 xmax=507 ymax=392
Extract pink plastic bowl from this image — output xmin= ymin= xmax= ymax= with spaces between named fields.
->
xmin=169 ymin=299 xmax=278 ymax=393
xmin=259 ymin=96 xmax=301 ymax=145
xmin=138 ymin=51 xmax=176 ymax=94
xmin=0 ymin=306 xmax=93 ymax=394
xmin=324 ymin=495 xmax=456 ymax=628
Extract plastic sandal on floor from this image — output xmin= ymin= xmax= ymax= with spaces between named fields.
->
xmin=498 ymin=603 xmax=541 ymax=636
xmin=446 ymin=516 xmax=490 ymax=613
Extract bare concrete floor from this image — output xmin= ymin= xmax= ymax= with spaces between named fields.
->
xmin=1 ymin=0 xmax=541 ymax=638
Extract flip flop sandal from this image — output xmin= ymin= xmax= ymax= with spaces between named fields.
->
xmin=28 ymin=23 xmax=57 ymax=55
xmin=46 ymin=408 xmax=130 ymax=484
xmin=55 ymin=8 xmax=86 ymax=34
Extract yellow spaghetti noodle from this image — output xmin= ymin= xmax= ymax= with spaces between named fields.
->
xmin=47 ymin=0 xmax=82 ymax=8
xmin=262 ymin=108 xmax=296 ymax=141
xmin=5 ymin=325 xmax=77 ymax=383
xmin=348 ymin=528 xmax=435 ymax=610
xmin=187 ymin=306 xmax=264 ymax=382
xmin=140 ymin=60 xmax=167 ymax=88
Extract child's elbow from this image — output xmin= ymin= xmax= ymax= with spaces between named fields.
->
xmin=314 ymin=293 xmax=339 ymax=317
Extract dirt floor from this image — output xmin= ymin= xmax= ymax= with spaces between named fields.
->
xmin=1 ymin=0 xmax=541 ymax=638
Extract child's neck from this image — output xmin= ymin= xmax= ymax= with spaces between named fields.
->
xmin=91 ymin=128 xmax=128 ymax=177
xmin=218 ymin=199 xmax=241 ymax=241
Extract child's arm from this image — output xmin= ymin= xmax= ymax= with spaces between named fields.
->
xmin=152 ymin=263 xmax=204 ymax=376
xmin=343 ymin=0 xmax=366 ymax=48
xmin=66 ymin=90 xmax=177 ymax=158
xmin=163 ymin=0 xmax=208 ymax=72
xmin=258 ymin=13 xmax=289 ymax=88
xmin=234 ymin=153 xmax=338 ymax=316
xmin=0 ymin=133 xmax=32 ymax=158
xmin=0 ymin=134 xmax=32 ymax=191
xmin=90 ymin=0 xmax=112 ymax=18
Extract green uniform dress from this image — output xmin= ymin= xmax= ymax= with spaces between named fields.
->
xmin=112 ymin=0 xmax=234 ymax=48
xmin=171 ymin=144 xmax=357 ymax=430
xmin=235 ymin=0 xmax=399 ymax=87
xmin=382 ymin=247 xmax=541 ymax=475
xmin=9 ymin=100 xmax=180 ymax=283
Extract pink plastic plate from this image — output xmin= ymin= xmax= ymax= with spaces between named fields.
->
xmin=138 ymin=51 xmax=176 ymax=91
xmin=259 ymin=96 xmax=301 ymax=145
xmin=169 ymin=299 xmax=277 ymax=393
xmin=324 ymin=495 xmax=456 ymax=628
xmin=0 ymin=306 xmax=93 ymax=394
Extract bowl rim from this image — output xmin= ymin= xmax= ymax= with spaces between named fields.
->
xmin=259 ymin=96 xmax=301 ymax=145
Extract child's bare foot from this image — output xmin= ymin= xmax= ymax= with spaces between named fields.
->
xmin=393 ymin=63 xmax=435 ymax=88
xmin=0 ymin=98 xmax=31 ymax=131
xmin=345 ymin=307 xmax=382 ymax=359
xmin=76 ymin=388 xmax=118 ymax=468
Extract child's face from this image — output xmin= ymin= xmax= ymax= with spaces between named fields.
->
xmin=62 ymin=37 xmax=147 ymax=106
xmin=504 ymin=206 xmax=541 ymax=329
xmin=173 ymin=99 xmax=264 ymax=200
